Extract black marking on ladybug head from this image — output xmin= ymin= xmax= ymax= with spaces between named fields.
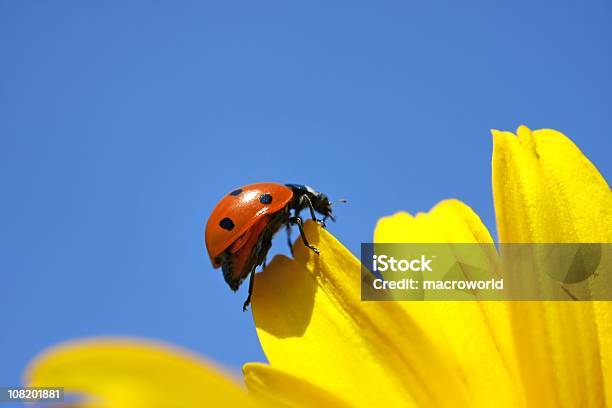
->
xmin=229 ymin=188 xmax=243 ymax=196
xmin=219 ymin=217 xmax=235 ymax=231
xmin=259 ymin=193 xmax=273 ymax=204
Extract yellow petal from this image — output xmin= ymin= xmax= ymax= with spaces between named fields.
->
xmin=375 ymin=200 xmax=522 ymax=408
xmin=492 ymin=125 xmax=612 ymax=243
xmin=503 ymin=301 xmax=606 ymax=407
xmin=251 ymin=221 xmax=471 ymax=407
xmin=24 ymin=338 xmax=258 ymax=408
xmin=243 ymin=363 xmax=353 ymax=407
xmin=595 ymin=302 xmax=612 ymax=406
xmin=492 ymin=126 xmax=610 ymax=407
xmin=375 ymin=199 xmax=495 ymax=246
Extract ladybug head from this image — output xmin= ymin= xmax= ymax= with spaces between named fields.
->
xmin=316 ymin=193 xmax=348 ymax=223
xmin=286 ymin=184 xmax=346 ymax=223
xmin=310 ymin=190 xmax=334 ymax=221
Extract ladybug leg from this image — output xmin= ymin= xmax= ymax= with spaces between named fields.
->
xmin=286 ymin=224 xmax=294 ymax=256
xmin=289 ymin=216 xmax=320 ymax=255
xmin=243 ymin=270 xmax=256 ymax=312
xmin=299 ymin=195 xmax=326 ymax=227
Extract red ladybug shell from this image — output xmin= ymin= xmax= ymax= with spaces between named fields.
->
xmin=205 ymin=182 xmax=293 ymax=266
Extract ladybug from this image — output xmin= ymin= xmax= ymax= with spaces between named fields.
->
xmin=205 ymin=182 xmax=342 ymax=311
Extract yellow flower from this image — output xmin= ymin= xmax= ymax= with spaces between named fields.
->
xmin=25 ymin=126 xmax=611 ymax=407
xmin=25 ymin=338 xmax=258 ymax=408
xmin=242 ymin=126 xmax=611 ymax=407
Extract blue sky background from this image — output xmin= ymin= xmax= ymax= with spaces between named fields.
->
xmin=1 ymin=1 xmax=611 ymax=388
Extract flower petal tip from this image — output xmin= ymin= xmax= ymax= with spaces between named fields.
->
xmin=24 ymin=338 xmax=255 ymax=406
xmin=516 ymin=124 xmax=531 ymax=134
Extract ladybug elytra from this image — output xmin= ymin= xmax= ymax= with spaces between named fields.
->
xmin=205 ymin=182 xmax=342 ymax=311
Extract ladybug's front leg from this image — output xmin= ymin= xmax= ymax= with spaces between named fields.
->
xmin=289 ymin=216 xmax=320 ymax=255
xmin=298 ymin=195 xmax=326 ymax=228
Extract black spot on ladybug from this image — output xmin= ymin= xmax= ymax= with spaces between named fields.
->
xmin=259 ymin=193 xmax=272 ymax=204
xmin=229 ymin=189 xmax=242 ymax=196
xmin=219 ymin=217 xmax=235 ymax=231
